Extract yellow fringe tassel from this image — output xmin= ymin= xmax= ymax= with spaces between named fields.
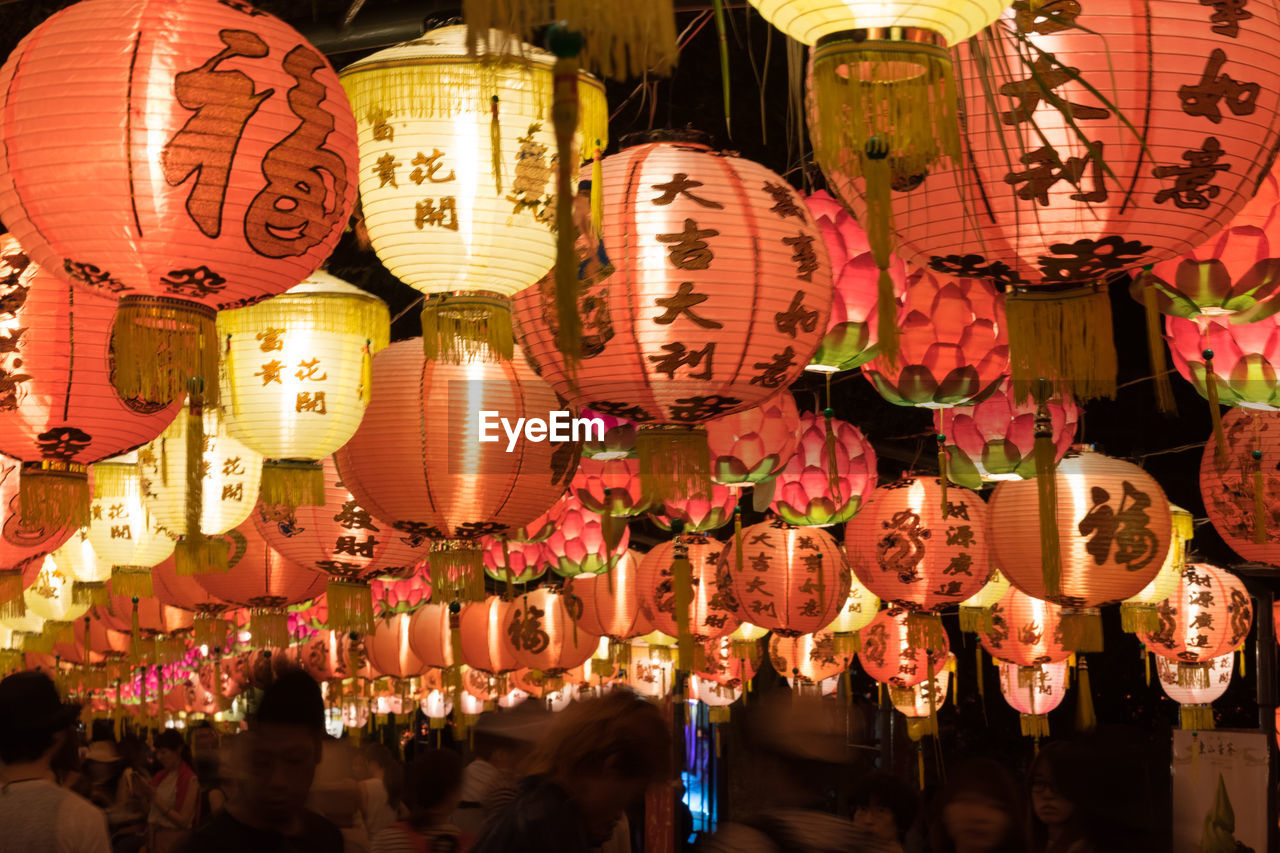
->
xmin=111 ymin=566 xmax=153 ymax=599
xmin=1060 ymin=609 xmax=1103 ymax=653
xmin=733 ymin=505 xmax=744 ymax=579
xmin=429 ymin=547 xmax=485 ymax=603
xmin=975 ymin=645 xmax=985 ymax=698
xmin=1120 ymin=602 xmax=1159 ymax=635
xmin=636 ymin=426 xmax=711 ymax=508
xmin=112 ymin=296 xmax=218 ymax=408
xmin=1178 ymin=662 xmax=1211 ymax=689
xmin=193 ymin=614 xmax=228 ymax=649
xmin=175 ymin=535 xmax=229 ymax=576
xmin=1253 ymin=450 xmax=1267 ymax=545
xmin=129 ymin=598 xmax=144 ymax=665
xmin=917 ymin=745 xmax=926 ymax=790
xmin=671 ymin=532 xmax=694 ymax=672
xmin=936 ymin=435 xmax=949 ymax=515
xmin=326 ymin=577 xmax=375 ymax=635
xmin=1139 ymin=270 xmax=1177 ymax=414
xmin=906 ymin=612 xmax=946 ymax=654
xmin=551 ymin=42 xmax=584 ymax=374
xmin=360 ymin=341 xmax=373 ymax=403
xmin=822 ymin=409 xmax=843 ymax=507
xmin=1074 ymin=655 xmax=1096 ymax=733
xmin=1021 ymin=713 xmax=1050 ymax=739
xmin=1204 ymin=350 xmax=1227 ymax=465
xmin=1238 ymin=646 xmax=1246 ymax=677
xmin=1032 ymin=380 xmax=1062 ymax=601
xmin=260 ymin=460 xmax=325 ymax=509
xmin=490 ymin=95 xmax=503 ymax=194
xmin=420 ymin=294 xmax=514 ymax=363
xmin=859 ymin=144 xmax=897 ymax=366
xmin=832 ymin=631 xmax=860 ymax=657
xmin=1006 ymin=287 xmax=1117 ymax=403
xmin=590 ymin=144 xmax=603 ymax=238
xmin=959 ymin=605 xmax=994 ymax=635
xmin=249 ymin=608 xmax=290 ymax=649
xmin=72 ymin=582 xmax=110 ymax=608
xmin=0 ymin=571 xmax=25 ymax=619
xmin=20 ymin=463 xmax=90 ymax=531
xmin=1145 ymin=649 xmax=1152 ymax=687
xmin=1181 ymin=703 xmax=1215 ymax=731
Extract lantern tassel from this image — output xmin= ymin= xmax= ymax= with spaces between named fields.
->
xmin=549 ymin=27 xmax=584 ymax=373
xmin=590 ymin=144 xmax=604 ymax=238
xmin=671 ymin=530 xmax=694 ymax=672
xmin=176 ymin=386 xmax=228 ymax=575
xmin=193 ymin=614 xmax=228 ymax=649
xmin=1139 ymin=270 xmax=1177 ymax=414
xmin=249 ymin=608 xmax=290 ymax=649
xmin=429 ymin=547 xmax=485 ymax=603
xmin=72 ymin=581 xmax=109 ymax=608
xmin=359 ymin=341 xmax=373 ymax=403
xmin=936 ymin=434 xmax=949 ymax=515
xmin=959 ymin=605 xmax=991 ymax=635
xmin=0 ymin=571 xmax=23 ymax=620
xmin=1033 ymin=379 xmax=1062 ymax=601
xmin=1074 ymin=655 xmax=1096 ymax=733
xmin=129 ymin=598 xmax=143 ymax=665
xmin=1006 ymin=286 xmax=1117 ymax=403
xmin=1059 ymin=609 xmax=1103 ymax=653
xmin=260 ymin=460 xmax=325 ymax=509
xmin=1181 ymin=704 xmax=1215 ymax=731
xmin=822 ymin=409 xmax=842 ymax=506
xmin=906 ymin=612 xmax=946 ymax=655
xmin=637 ymin=426 xmax=711 ymax=507
xmin=975 ymin=644 xmax=985 ymax=698
xmin=733 ymin=505 xmax=744 ymax=579
xmin=20 ymin=463 xmax=90 ymax=531
xmin=420 ymin=294 xmax=514 ymax=364
xmin=832 ymin=631 xmax=860 ymax=657
xmin=1238 ymin=646 xmax=1246 ymax=677
xmin=1178 ymin=662 xmax=1211 ymax=689
xmin=1120 ymin=602 xmax=1159 ymax=635
xmin=1145 ymin=649 xmax=1152 ymax=687
xmin=1021 ymin=713 xmax=1050 ymax=739
xmin=326 ymin=578 xmax=375 ymax=635
xmin=601 ymin=513 xmax=626 ymax=556
xmin=490 ymin=95 xmax=503 ymax=194
xmin=1253 ymin=452 xmax=1267 ymax=545
xmin=1204 ymin=350 xmax=1227 ymax=465
xmin=917 ymin=745 xmax=926 ymax=790
xmin=112 ymin=296 xmax=218 ymax=408
xmin=111 ymin=566 xmax=153 ymax=598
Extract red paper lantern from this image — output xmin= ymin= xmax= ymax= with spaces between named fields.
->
xmin=572 ymin=458 xmax=651 ymax=518
xmin=406 ymin=602 xmax=457 ymax=670
xmin=0 ymin=0 xmax=358 ymax=406
xmin=981 ymin=587 xmax=1071 ymax=668
xmin=1140 ymin=563 xmax=1253 ymax=679
xmin=704 ymin=392 xmax=801 ymax=487
xmin=573 ymin=550 xmax=652 ymax=641
xmin=803 ymin=190 xmax=908 ymax=373
xmin=481 ymin=536 xmax=549 ymax=586
xmin=998 ymin=660 xmax=1069 ymax=740
xmin=637 ymin=534 xmax=740 ymax=643
xmin=95 ymin=593 xmax=193 ymax=637
xmin=502 ymin=588 xmax=600 ymax=674
xmin=1200 ymin=408 xmax=1280 ymax=562
xmin=768 ymin=630 xmax=850 ymax=686
xmin=696 ymin=634 xmax=759 ymax=689
xmin=53 ymin=618 xmax=129 ymax=665
xmin=365 ymin=612 xmax=431 ymax=679
xmin=651 ymin=485 xmax=737 ymax=533
xmin=722 ymin=520 xmax=850 ymax=635
xmin=0 ymin=236 xmax=179 ymax=530
xmin=293 ymin=630 xmax=364 ymax=682
xmin=858 ymin=606 xmax=950 ymax=688
xmin=542 ymin=497 xmax=630 ymax=578
xmin=768 ymin=412 xmax=877 ymax=527
xmin=333 ymin=339 xmax=577 ymax=599
xmin=0 ymin=451 xmax=76 ymax=607
xmin=151 ymin=548 xmax=237 ymax=649
xmin=862 ymin=270 xmax=1007 ymax=408
xmin=458 ymin=596 xmax=518 ymax=675
xmin=1166 ymin=312 xmax=1280 ymax=408
xmin=935 ymin=380 xmax=1080 ymax=488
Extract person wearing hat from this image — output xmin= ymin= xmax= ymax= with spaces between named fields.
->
xmin=0 ymin=670 xmax=111 ymax=853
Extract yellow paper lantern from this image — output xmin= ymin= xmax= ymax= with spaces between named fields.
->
xmin=748 ymin=0 xmax=1008 ymax=46
xmin=218 ymin=272 xmax=390 ymax=508
xmin=82 ymin=455 xmax=176 ymax=599
xmin=338 ymin=25 xmax=608 ymax=360
xmin=51 ymin=534 xmax=111 ymax=609
xmin=823 ymin=567 xmax=879 ymax=655
xmin=889 ymin=652 xmax=952 ymax=741
xmin=24 ymin=555 xmax=90 ymax=642
xmin=0 ymin=611 xmax=46 ymax=655
xmin=1120 ymin=504 xmax=1193 ymax=635
xmin=958 ymin=569 xmax=1011 ymax=635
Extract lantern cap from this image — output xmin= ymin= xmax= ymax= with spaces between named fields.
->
xmin=620 ymin=128 xmax=714 ymax=151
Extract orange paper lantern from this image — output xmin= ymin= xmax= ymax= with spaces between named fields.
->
xmin=365 ymin=612 xmax=431 ymax=679
xmin=406 ymin=603 xmax=457 ymax=671
xmin=1140 ymin=563 xmax=1253 ymax=685
xmin=981 ymin=587 xmax=1071 ymax=668
xmin=0 ymin=451 xmax=76 ymax=612
xmin=573 ymin=550 xmax=651 ymax=642
xmin=723 ymin=520 xmax=850 ymax=636
xmin=768 ymin=630 xmax=849 ymax=686
xmin=458 ymin=596 xmax=519 ymax=675
xmin=1200 ymin=408 xmax=1280 ymax=562
xmin=769 ymin=413 xmax=877 ymax=527
xmin=858 ymin=606 xmax=950 ymax=688
xmin=501 ymin=588 xmax=601 ymax=674
xmin=637 ymin=534 xmax=740 ymax=643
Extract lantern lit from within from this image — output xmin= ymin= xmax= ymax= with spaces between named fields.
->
xmin=1121 ymin=505 xmax=1193 ymax=634
xmin=82 ymin=456 xmax=175 ymax=599
xmin=769 ymin=413 xmax=876 ymax=527
xmin=0 ymin=451 xmax=77 ymax=614
xmin=858 ymin=606 xmax=949 ymax=688
xmin=637 ymin=534 xmax=740 ymax=646
xmin=958 ymin=569 xmax=1011 ymax=635
xmin=481 ymin=536 xmax=548 ymax=586
xmin=371 ymin=573 xmax=430 ymax=618
xmin=406 ymin=603 xmax=459 ymax=671
xmin=889 ymin=654 xmax=952 ymax=741
xmin=981 ymin=587 xmax=1071 ymax=668
xmin=151 ymin=548 xmax=237 ymax=649
xmin=705 ymin=393 xmax=802 ymax=486
xmin=1165 ymin=312 xmax=1280 ymax=408
xmin=723 ymin=520 xmax=850 ymax=636
xmin=572 ymin=458 xmax=651 ymax=520
xmin=502 ymin=588 xmax=601 ymax=674
xmin=822 ymin=570 xmax=879 ymax=654
xmin=218 ymin=272 xmax=390 ymax=507
xmin=689 ymin=676 xmax=742 ymax=722
xmin=574 ymin=551 xmax=652 ymax=657
xmin=365 ymin=612 xmax=431 ymax=679
xmin=458 ymin=596 xmax=518 ymax=675
xmin=1200 ymin=408 xmax=1280 ymax=563
xmin=998 ymin=660 xmax=1069 ymax=740
xmin=696 ymin=635 xmax=759 ymax=690
xmin=651 ymin=485 xmax=737 ymax=533
xmin=769 ymin=631 xmax=849 ymax=688
xmin=624 ymin=641 xmax=676 ymax=699
xmin=0 ymin=0 xmax=358 ymax=406
xmin=543 ymin=498 xmax=630 ymax=578
xmin=1140 ymin=563 xmax=1252 ymax=687
xmin=748 ymin=0 xmax=1005 ymax=46
xmin=22 ymin=556 xmax=89 ymax=642
xmin=1156 ymin=652 xmax=1233 ymax=731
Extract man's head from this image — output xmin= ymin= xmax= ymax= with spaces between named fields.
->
xmin=0 ymin=671 xmax=81 ymax=768
xmin=239 ymin=669 xmax=326 ymax=826
xmin=189 ymin=721 xmax=219 ymax=756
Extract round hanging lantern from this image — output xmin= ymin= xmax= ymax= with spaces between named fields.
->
xmin=406 ymin=603 xmax=458 ymax=670
xmin=50 ymin=534 xmax=113 ymax=611
xmin=651 ymin=485 xmax=737 ymax=533
xmin=253 ymin=455 xmax=430 ymax=633
xmin=574 ymin=550 xmax=652 ymax=644
xmin=748 ymin=0 xmax=1005 ymax=46
xmin=935 ymin=380 xmax=1080 ymax=488
xmin=623 ymin=642 xmax=676 ymax=699
xmin=1122 ymin=505 xmax=1194 ymax=633
xmin=998 ymin=660 xmax=1069 ymax=741
xmin=1199 ymin=408 xmax=1280 ymax=562
xmin=0 ymin=451 xmax=77 ymax=614
xmin=1165 ymin=312 xmax=1280 ymax=408
xmin=704 ymin=393 xmax=801 ymax=487
xmin=688 ymin=677 xmax=742 ymax=720
xmin=138 ymin=405 xmax=264 ymax=574
xmin=458 ymin=596 xmax=518 ymax=675
xmin=365 ymin=612 xmax=431 ymax=679
xmin=723 ymin=519 xmax=850 ymax=635
xmin=958 ymin=569 xmax=1011 ymax=635
xmin=80 ymin=455 xmax=175 ymax=600
xmin=1156 ymin=652 xmax=1233 ymax=731
xmin=0 ymin=0 xmax=358 ymax=407
xmin=193 ymin=518 xmax=326 ymax=648
xmin=637 ymin=534 xmax=741 ymax=653
xmin=989 ymin=447 xmax=1173 ymax=650
xmin=218 ymin=271 xmax=390 ymax=507
xmin=769 ymin=412 xmax=877 ymax=527
xmin=1140 ymin=563 xmax=1253 ymax=686
xmin=512 ymin=134 xmax=833 ymax=505
xmin=502 ymin=587 xmax=601 ymax=674
xmin=768 ymin=630 xmax=849 ymax=686
xmin=338 ymin=25 xmax=608 ymax=362
xmin=544 ymin=496 xmax=631 ymax=578
xmin=889 ymin=655 xmax=952 ymax=741
xmin=696 ymin=634 xmax=760 ymax=690
xmin=0 ymin=236 xmax=179 ymax=531
xmin=803 ymin=190 xmax=908 ymax=373
xmin=481 ymin=536 xmax=549 ymax=586
xmin=846 ymin=476 xmax=990 ymax=646
xmin=22 ymin=556 xmax=90 ymax=642
xmin=151 ymin=547 xmax=236 ymax=650
xmin=371 ymin=573 xmax=431 ymax=617
xmin=862 ymin=270 xmax=1008 ymax=408
xmin=858 ymin=605 xmax=950 ymax=688
xmin=981 ymin=587 xmax=1071 ymax=668
xmin=333 ymin=339 xmax=577 ymax=601
xmin=822 ymin=566 xmax=880 ymax=654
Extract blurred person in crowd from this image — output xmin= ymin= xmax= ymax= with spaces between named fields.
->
xmin=851 ymin=771 xmax=919 ymax=852
xmin=310 ymin=736 xmax=368 ymax=852
xmin=144 ymin=728 xmax=199 ymax=853
xmin=0 ymin=670 xmax=111 ymax=852
xmin=928 ymin=758 xmax=1027 ymax=853
xmin=1029 ymin=744 xmax=1096 ymax=853
xmin=371 ymin=749 xmax=468 ymax=853
xmin=179 ymin=669 xmax=343 ymax=853
xmin=453 ymin=703 xmax=548 ymax=836
xmin=80 ymin=720 xmax=148 ymax=852
xmin=188 ymin=722 xmax=227 ymax=821
xmin=354 ymin=742 xmax=405 ymax=839
xmin=471 ymin=689 xmax=670 ymax=853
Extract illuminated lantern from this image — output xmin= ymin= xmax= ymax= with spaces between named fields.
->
xmin=688 ymin=677 xmax=742 ymax=722
xmin=723 ymin=520 xmax=850 ymax=635
xmin=295 ymin=630 xmax=366 ymax=682
xmin=989 ymin=448 xmax=1173 ymax=650
xmin=1122 ymin=505 xmax=1194 ymax=633
xmin=50 ymin=535 xmax=114 ymax=610
xmin=822 ymin=570 xmax=879 ymax=655
xmin=1156 ymin=652 xmax=1233 ymax=731
xmin=502 ymin=588 xmax=601 ymax=674
xmin=543 ymin=498 xmax=630 ymax=578
xmin=481 ymin=536 xmax=549 ymax=586
xmin=138 ymin=406 xmax=264 ymax=573
xmin=1165 ymin=312 xmax=1280 ymax=408
xmin=95 ymin=591 xmax=194 ymax=663
xmin=862 ymin=271 xmax=1007 ymax=409
xmin=574 ymin=551 xmax=652 ymax=655
xmin=371 ymin=573 xmax=430 ymax=617
xmin=858 ymin=606 xmax=950 ymax=688
xmin=365 ymin=613 xmax=431 ymax=679
xmin=1140 ymin=563 xmax=1253 ymax=686
xmin=846 ymin=476 xmax=989 ymax=646
xmin=768 ymin=631 xmax=849 ymax=687
xmin=333 ymin=339 xmax=576 ymax=601
xmin=696 ymin=634 xmax=759 ymax=690
xmin=507 ymin=497 xmax=563 ymax=544
xmin=580 ymin=412 xmax=637 ymax=461
xmin=406 ymin=603 xmax=458 ymax=670
xmin=458 ymin=596 xmax=518 ymax=675
xmin=958 ymin=569 xmax=1011 ymax=635
xmin=704 ymin=393 xmax=801 ymax=487
xmin=0 ymin=236 xmax=178 ymax=531
xmin=803 ymin=190 xmax=908 ymax=373
xmin=637 ymin=535 xmax=740 ymax=653
xmin=0 ymin=611 xmax=47 ymax=655
xmin=889 ymin=654 xmax=952 ymax=741
xmin=193 ymin=519 xmax=326 ymax=648
xmin=0 ymin=0 xmax=358 ymax=406
xmin=218 ymin=272 xmax=390 ymax=506
xmin=935 ymin=381 xmax=1080 ymax=488
xmin=572 ymin=458 xmax=651 ymax=519
xmin=78 ymin=456 xmax=175 ymax=599
xmin=0 ymin=451 xmax=76 ymax=613
xmin=253 ymin=455 xmax=430 ymax=633
xmin=151 ymin=549 xmax=236 ymax=649
xmin=512 ymin=135 xmax=832 ymax=504
xmin=769 ymin=413 xmax=876 ymax=527
xmin=981 ymin=587 xmax=1071 ymax=668
xmin=650 ymin=485 xmax=737 ymax=533
xmin=624 ymin=641 xmax=676 ymax=699
xmin=22 ymin=556 xmax=90 ymax=642
xmin=338 ymin=25 xmax=607 ymax=359
xmin=462 ymin=665 xmax=506 ymax=703
xmin=1200 ymin=409 xmax=1280 ymax=562
xmin=998 ymin=660 xmax=1069 ymax=740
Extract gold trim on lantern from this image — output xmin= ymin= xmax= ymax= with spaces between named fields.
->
xmin=420 ymin=293 xmax=514 ymax=363
xmin=20 ymin=461 xmax=90 ymax=531
xmin=112 ymin=295 xmax=219 ymax=408
xmin=260 ymin=460 xmax=326 ymax=509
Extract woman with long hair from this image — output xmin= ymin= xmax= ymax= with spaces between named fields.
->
xmin=928 ymin=758 xmax=1028 ymax=853
xmin=143 ymin=729 xmax=199 ymax=853
xmin=1027 ymin=743 xmax=1096 ymax=853
xmin=370 ymin=749 xmax=467 ymax=853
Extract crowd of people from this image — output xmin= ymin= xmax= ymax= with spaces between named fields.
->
xmin=0 ymin=668 xmax=1156 ymax=853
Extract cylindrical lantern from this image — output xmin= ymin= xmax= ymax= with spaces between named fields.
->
xmin=981 ymin=587 xmax=1071 ymax=668
xmin=0 ymin=0 xmax=358 ymax=406
xmin=333 ymin=339 xmax=576 ymax=600
xmin=723 ymin=520 xmax=850 ymax=635
xmin=822 ymin=570 xmax=880 ymax=655
xmin=862 ymin=270 xmax=1008 ymax=409
xmin=846 ymin=476 xmax=990 ymax=647
xmin=704 ymin=393 xmax=802 ymax=487
xmin=989 ymin=448 xmax=1173 ymax=650
xmin=1140 ymin=563 xmax=1253 ymax=686
xmin=1156 ymin=652 xmax=1233 ymax=731
xmin=749 ymin=0 xmax=1005 ymax=45
xmin=365 ymin=612 xmax=431 ymax=679
xmin=82 ymin=456 xmax=176 ymax=599
xmin=458 ymin=596 xmax=518 ymax=675
xmin=338 ymin=25 xmax=607 ymax=359
xmin=218 ymin=272 xmax=390 ymax=506
xmin=958 ymin=569 xmax=1011 ymax=635
xmin=1200 ymin=408 xmax=1280 ymax=562
xmin=768 ymin=631 xmax=849 ymax=686
xmin=0 ymin=236 xmax=179 ymax=530
xmin=637 ymin=534 xmax=741 ymax=650
xmin=769 ymin=413 xmax=877 ymax=527
xmin=543 ymin=498 xmax=630 ymax=578
xmin=501 ymin=588 xmax=601 ymax=674
xmin=998 ymin=660 xmax=1069 ymax=740
xmin=889 ymin=655 xmax=952 ymax=741
xmin=1122 ymin=505 xmax=1194 ymax=633
xmin=936 ymin=381 xmax=1080 ymax=488
xmin=858 ymin=606 xmax=950 ymax=688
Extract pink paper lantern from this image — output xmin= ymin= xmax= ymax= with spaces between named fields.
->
xmin=1166 ymin=312 xmax=1280 ymax=408
xmin=1200 ymin=408 xmax=1280 ymax=562
xmin=542 ymin=496 xmax=630 ymax=578
xmin=769 ymin=412 xmax=877 ymax=526
xmin=722 ymin=520 xmax=850 ymax=636
xmin=858 ymin=605 xmax=950 ymax=688
xmin=650 ymin=484 xmax=737 ymax=533
xmin=704 ymin=392 xmax=801 ymax=487
xmin=981 ymin=587 xmax=1072 ymax=668
xmin=637 ymin=534 xmax=740 ymax=642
